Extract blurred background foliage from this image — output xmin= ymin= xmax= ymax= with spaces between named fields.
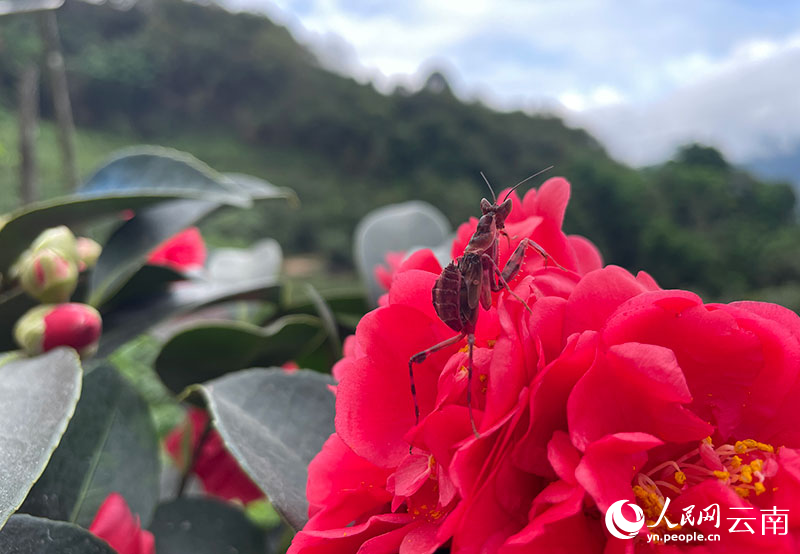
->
xmin=1 ymin=0 xmax=799 ymax=307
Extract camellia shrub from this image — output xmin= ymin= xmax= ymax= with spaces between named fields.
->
xmin=1 ymin=158 xmax=797 ymax=553
xmin=0 ymin=146 xmax=359 ymax=553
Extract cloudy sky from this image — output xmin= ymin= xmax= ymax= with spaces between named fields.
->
xmin=221 ymin=0 xmax=800 ymax=167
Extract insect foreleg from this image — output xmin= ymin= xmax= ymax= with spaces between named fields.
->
xmin=502 ymin=238 xmax=566 ymax=282
xmin=482 ymin=252 xmax=534 ymax=316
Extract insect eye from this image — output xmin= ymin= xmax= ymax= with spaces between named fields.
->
xmin=498 ymin=198 xmax=513 ymax=218
xmin=480 ymin=198 xmax=492 ymax=213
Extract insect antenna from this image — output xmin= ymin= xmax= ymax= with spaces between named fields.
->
xmin=501 ymin=165 xmax=554 ymax=203
xmin=479 ymin=171 xmax=497 ymax=203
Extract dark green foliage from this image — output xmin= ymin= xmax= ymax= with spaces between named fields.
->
xmin=149 ymin=498 xmax=266 ymax=554
xmin=198 ymin=368 xmax=336 ymax=530
xmin=21 ymin=364 xmax=160 ymax=528
xmin=2 ymin=1 xmax=799 ymax=304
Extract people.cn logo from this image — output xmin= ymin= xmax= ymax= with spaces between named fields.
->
xmin=605 ymin=500 xmax=646 ymax=540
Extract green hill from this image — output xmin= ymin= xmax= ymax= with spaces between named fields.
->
xmin=2 ymin=0 xmax=799 ymax=306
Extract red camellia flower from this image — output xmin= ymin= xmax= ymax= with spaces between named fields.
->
xmin=290 ymin=177 xmax=800 ymax=553
xmin=89 ymin=493 xmax=154 ymax=554
xmin=165 ymin=407 xmax=264 ymax=504
xmin=147 ymin=227 xmax=207 ymax=271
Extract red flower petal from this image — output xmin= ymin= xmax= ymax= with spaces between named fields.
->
xmin=147 ymin=227 xmax=206 ymax=271
xmin=164 ymin=408 xmax=263 ymax=503
xmin=89 ymin=493 xmax=154 ymax=554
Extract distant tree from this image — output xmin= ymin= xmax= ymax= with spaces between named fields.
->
xmin=675 ymin=143 xmax=729 ymax=170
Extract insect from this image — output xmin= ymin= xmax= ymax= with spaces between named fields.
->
xmin=408 ymin=168 xmax=562 ymax=441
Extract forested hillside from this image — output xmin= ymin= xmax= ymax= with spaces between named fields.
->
xmin=1 ymin=0 xmax=799 ymax=305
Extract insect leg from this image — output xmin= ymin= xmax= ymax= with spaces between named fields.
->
xmin=466 ymin=332 xmax=480 ymax=439
xmin=482 ymin=253 xmax=534 ymax=315
xmin=502 ymin=238 xmax=566 ymax=283
xmin=408 ymin=332 xmax=467 ymax=448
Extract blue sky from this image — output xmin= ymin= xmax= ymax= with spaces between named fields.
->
xmin=221 ymin=0 xmax=800 ymax=166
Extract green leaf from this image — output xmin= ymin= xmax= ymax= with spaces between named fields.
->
xmin=0 ymin=515 xmax=116 ymax=553
xmin=98 ymin=265 xmax=187 ymax=311
xmin=197 ymin=369 xmax=335 ymax=530
xmin=155 ymin=315 xmax=323 ymax=395
xmin=0 ymin=196 xmax=203 ymax=274
xmin=224 ymin=172 xmax=298 ymax=205
xmin=0 ymin=349 xmax=82 ymax=529
xmin=87 ymin=199 xmax=218 ymax=306
xmin=354 ymin=200 xmax=451 ymax=304
xmin=21 ymin=365 xmax=160 ymax=528
xmin=79 ymin=146 xmax=250 ymax=206
xmin=83 ymin=152 xmax=294 ymax=307
xmin=97 ymin=275 xmax=280 ymax=358
xmin=303 ymin=283 xmax=342 ymax=358
xmin=283 ymin=286 xmax=369 ymax=333
xmin=149 ymin=498 xmax=265 ymax=554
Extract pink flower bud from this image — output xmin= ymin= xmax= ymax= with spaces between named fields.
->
xmin=77 ymin=237 xmax=102 ymax=270
xmin=19 ymin=248 xmax=79 ymax=303
xmin=14 ymin=303 xmax=102 ymax=358
xmin=30 ymin=225 xmax=79 ymax=263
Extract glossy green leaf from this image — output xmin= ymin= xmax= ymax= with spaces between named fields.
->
xmin=21 ymin=364 xmax=159 ymax=528
xmin=149 ymin=498 xmax=265 ymax=554
xmin=96 ymin=275 xmax=280 ymax=358
xmin=0 ymin=515 xmax=116 ymax=553
xmin=87 ymin=199 xmax=218 ymax=306
xmin=197 ymin=369 xmax=335 ymax=530
xmin=83 ymin=151 xmax=295 ymax=306
xmin=283 ymin=286 xmax=369 ymax=332
xmin=224 ymin=172 xmax=297 ymax=204
xmin=303 ymin=283 xmax=342 ymax=358
xmin=155 ymin=315 xmax=323 ymax=394
xmin=98 ymin=264 xmax=186 ymax=311
xmin=79 ymin=146 xmax=249 ymax=205
xmin=0 ymin=349 xmax=82 ymax=529
xmin=0 ymin=196 xmax=198 ymax=273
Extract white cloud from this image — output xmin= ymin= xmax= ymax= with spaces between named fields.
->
xmin=568 ymin=34 xmax=800 ymax=165
xmin=217 ymin=0 xmax=800 ymax=165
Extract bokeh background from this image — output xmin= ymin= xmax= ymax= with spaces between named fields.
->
xmin=2 ymin=0 xmax=800 ymax=307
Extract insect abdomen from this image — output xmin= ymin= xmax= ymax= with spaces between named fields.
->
xmin=432 ymin=262 xmax=463 ymax=332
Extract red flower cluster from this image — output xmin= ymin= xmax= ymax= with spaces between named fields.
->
xmin=89 ymin=493 xmax=154 ymax=554
xmin=290 ymin=178 xmax=800 ymax=553
xmin=165 ymin=407 xmax=264 ymax=504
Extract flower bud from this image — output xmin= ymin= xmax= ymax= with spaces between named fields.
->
xmin=30 ymin=225 xmax=80 ymax=264
xmin=14 ymin=303 xmax=102 ymax=358
xmin=19 ymin=248 xmax=79 ymax=303
xmin=77 ymin=237 xmax=102 ymax=270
